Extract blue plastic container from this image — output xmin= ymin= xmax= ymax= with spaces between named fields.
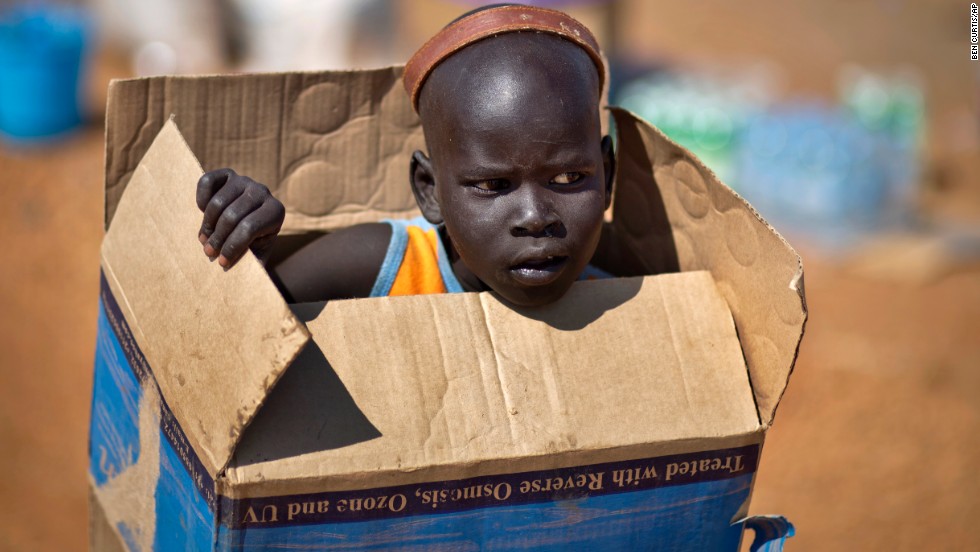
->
xmin=0 ymin=6 xmax=88 ymax=142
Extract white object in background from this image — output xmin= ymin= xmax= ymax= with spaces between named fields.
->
xmin=230 ymin=0 xmax=360 ymax=71
xmin=133 ymin=41 xmax=178 ymax=77
xmin=92 ymin=0 xmax=225 ymax=75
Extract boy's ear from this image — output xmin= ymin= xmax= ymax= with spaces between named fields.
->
xmin=601 ymin=135 xmax=615 ymax=210
xmin=410 ymin=150 xmax=443 ymax=225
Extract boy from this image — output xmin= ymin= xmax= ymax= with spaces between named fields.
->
xmin=196 ymin=4 xmax=614 ymax=307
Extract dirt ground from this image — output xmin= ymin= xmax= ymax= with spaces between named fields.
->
xmin=1 ymin=119 xmax=979 ymax=551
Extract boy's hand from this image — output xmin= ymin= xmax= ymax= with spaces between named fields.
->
xmin=196 ymin=168 xmax=285 ymax=268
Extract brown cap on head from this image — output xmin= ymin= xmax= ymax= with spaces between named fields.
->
xmin=403 ymin=4 xmax=605 ymax=112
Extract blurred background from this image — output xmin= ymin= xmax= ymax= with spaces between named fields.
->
xmin=0 ymin=0 xmax=978 ymax=549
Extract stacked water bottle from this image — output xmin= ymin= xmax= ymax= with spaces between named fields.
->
xmin=616 ymin=66 xmax=925 ymax=248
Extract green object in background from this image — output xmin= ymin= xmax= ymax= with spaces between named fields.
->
xmin=840 ymin=67 xmax=925 ymax=143
xmin=616 ymin=74 xmax=755 ymax=184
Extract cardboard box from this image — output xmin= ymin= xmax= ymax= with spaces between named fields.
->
xmin=89 ymin=67 xmax=806 ymax=551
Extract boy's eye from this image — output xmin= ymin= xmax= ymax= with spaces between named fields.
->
xmin=471 ymin=179 xmax=509 ymax=192
xmin=552 ymin=172 xmax=583 ymax=185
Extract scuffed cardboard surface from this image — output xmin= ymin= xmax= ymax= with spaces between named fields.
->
xmin=89 ymin=380 xmax=161 ymax=551
xmin=104 ymin=69 xmax=426 ymax=234
xmin=101 ymin=120 xmax=309 ymax=475
xmin=227 ymin=272 xmax=760 ymax=497
xmin=608 ymin=108 xmax=807 ymax=425
xmin=89 ymin=486 xmax=128 ymax=552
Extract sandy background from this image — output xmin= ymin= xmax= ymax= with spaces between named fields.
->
xmin=1 ymin=0 xmax=979 ymax=550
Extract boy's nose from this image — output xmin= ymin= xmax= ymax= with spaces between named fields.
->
xmin=511 ymin=187 xmax=562 ymax=238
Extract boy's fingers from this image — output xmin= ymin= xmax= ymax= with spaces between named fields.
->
xmin=205 ymin=193 xmax=262 ymax=258
xmin=200 ymin=179 xmax=245 ymax=241
xmin=218 ymin=201 xmax=285 ymax=268
xmin=196 ymin=169 xmax=233 ymax=211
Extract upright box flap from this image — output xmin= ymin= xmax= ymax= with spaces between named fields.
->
xmin=228 ymin=272 xmax=761 ymax=495
xmin=100 ymin=120 xmax=310 ymax=475
xmin=606 ymin=108 xmax=807 ymax=426
xmin=104 ymin=68 xmax=424 ymax=234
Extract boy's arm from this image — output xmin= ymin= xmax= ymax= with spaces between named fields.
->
xmin=197 ymin=169 xmax=391 ymax=303
xmin=268 ymin=223 xmax=391 ymax=303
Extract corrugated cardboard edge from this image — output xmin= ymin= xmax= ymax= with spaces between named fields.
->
xmin=609 ymin=107 xmax=807 ymax=427
xmin=101 ymin=119 xmax=310 ymax=476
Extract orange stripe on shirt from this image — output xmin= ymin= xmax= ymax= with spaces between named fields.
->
xmin=388 ymin=226 xmax=447 ymax=296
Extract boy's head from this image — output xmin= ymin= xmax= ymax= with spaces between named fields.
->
xmin=406 ymin=5 xmax=613 ymax=307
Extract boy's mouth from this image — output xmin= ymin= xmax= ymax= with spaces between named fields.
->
xmin=508 ymin=255 xmax=569 ymax=286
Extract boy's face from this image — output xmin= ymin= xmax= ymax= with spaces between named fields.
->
xmin=412 ymin=34 xmax=612 ymax=307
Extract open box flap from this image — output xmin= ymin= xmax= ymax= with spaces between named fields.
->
xmin=606 ymin=108 xmax=807 ymax=426
xmin=227 ymin=272 xmax=761 ymax=495
xmin=100 ymin=120 xmax=310 ymax=475
xmin=99 ymin=67 xmax=804 ymax=478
